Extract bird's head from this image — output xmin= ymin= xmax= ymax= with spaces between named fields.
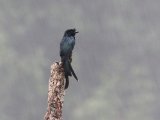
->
xmin=64 ymin=28 xmax=79 ymax=37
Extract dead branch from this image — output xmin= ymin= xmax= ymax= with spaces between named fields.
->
xmin=44 ymin=62 xmax=65 ymax=120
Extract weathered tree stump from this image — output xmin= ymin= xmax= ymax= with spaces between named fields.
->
xmin=44 ymin=62 xmax=65 ymax=120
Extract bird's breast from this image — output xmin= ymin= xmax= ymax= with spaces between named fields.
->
xmin=60 ymin=36 xmax=75 ymax=54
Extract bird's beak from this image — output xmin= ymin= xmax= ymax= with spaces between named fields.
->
xmin=75 ymin=31 xmax=79 ymax=34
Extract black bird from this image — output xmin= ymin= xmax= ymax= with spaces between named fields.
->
xmin=60 ymin=28 xmax=78 ymax=89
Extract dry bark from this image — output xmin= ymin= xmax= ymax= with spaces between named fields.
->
xmin=44 ymin=62 xmax=65 ymax=120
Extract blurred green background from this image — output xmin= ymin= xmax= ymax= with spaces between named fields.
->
xmin=0 ymin=0 xmax=160 ymax=120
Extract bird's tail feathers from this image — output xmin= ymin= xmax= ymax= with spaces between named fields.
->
xmin=63 ymin=57 xmax=78 ymax=84
xmin=68 ymin=61 xmax=78 ymax=81
xmin=65 ymin=75 xmax=69 ymax=89
xmin=64 ymin=59 xmax=71 ymax=76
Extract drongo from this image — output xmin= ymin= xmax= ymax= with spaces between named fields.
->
xmin=60 ymin=28 xmax=78 ymax=89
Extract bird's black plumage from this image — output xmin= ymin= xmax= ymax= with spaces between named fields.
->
xmin=60 ymin=28 xmax=78 ymax=89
